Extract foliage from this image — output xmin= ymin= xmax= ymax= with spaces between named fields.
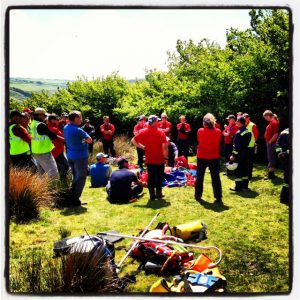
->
xmin=9 ymin=167 xmax=57 ymax=223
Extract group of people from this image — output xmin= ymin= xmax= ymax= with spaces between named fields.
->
xmin=9 ymin=106 xmax=289 ymax=206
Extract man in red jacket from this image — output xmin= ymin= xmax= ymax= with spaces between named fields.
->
xmin=132 ymin=115 xmax=168 ymax=200
xmin=100 ymin=116 xmax=116 ymax=157
xmin=263 ymin=110 xmax=280 ymax=179
xmin=48 ymin=114 xmax=69 ymax=180
xmin=195 ymin=113 xmax=223 ymax=204
xmin=159 ymin=112 xmax=172 ymax=138
xmin=176 ymin=115 xmax=191 ymax=160
xmin=133 ymin=115 xmax=147 ymax=168
xmin=222 ymin=114 xmax=239 ymax=175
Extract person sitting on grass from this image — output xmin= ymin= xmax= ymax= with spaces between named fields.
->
xmin=106 ymin=157 xmax=145 ymax=204
xmin=89 ymin=152 xmax=112 ymax=188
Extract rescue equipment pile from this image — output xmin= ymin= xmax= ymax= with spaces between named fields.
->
xmin=53 ymin=215 xmax=227 ymax=293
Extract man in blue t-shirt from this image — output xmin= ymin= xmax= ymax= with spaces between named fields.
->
xmin=106 ymin=157 xmax=145 ymax=203
xmin=64 ymin=111 xmax=92 ymax=206
xmin=89 ymin=152 xmax=112 ymax=187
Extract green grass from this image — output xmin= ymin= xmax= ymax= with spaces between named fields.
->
xmin=9 ymin=159 xmax=290 ymax=294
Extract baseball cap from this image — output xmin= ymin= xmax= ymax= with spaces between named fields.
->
xmin=226 ymin=114 xmax=236 ymax=120
xmin=96 ymin=152 xmax=108 ymax=160
xmin=138 ymin=115 xmax=144 ymax=121
xmin=117 ymin=157 xmax=128 ymax=167
xmin=35 ymin=107 xmax=47 ymax=115
xmin=148 ymin=115 xmax=160 ymax=125
xmin=85 ymin=118 xmax=90 ymax=122
xmin=23 ymin=107 xmax=33 ymax=113
xmin=237 ymin=116 xmax=246 ymax=124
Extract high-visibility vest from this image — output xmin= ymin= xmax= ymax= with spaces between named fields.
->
xmin=9 ymin=124 xmax=30 ymax=155
xmin=29 ymin=120 xmax=54 ymax=154
xmin=246 ymin=122 xmax=256 ymax=148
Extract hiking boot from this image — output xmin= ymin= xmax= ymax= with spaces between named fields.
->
xmin=264 ymin=171 xmax=275 ymax=180
xmin=149 ymin=194 xmax=156 ymax=200
xmin=229 ymin=187 xmax=242 ymax=192
xmin=156 ymin=193 xmax=165 ymax=199
xmin=214 ymin=198 xmax=223 ymax=204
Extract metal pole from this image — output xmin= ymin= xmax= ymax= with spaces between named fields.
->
xmin=116 ymin=212 xmax=160 ymax=271
xmin=99 ymin=231 xmax=222 ymax=268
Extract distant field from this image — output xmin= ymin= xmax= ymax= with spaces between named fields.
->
xmin=9 ymin=77 xmax=70 ymax=100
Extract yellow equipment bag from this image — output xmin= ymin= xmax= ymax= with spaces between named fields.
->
xmin=171 ymin=220 xmax=207 ymax=241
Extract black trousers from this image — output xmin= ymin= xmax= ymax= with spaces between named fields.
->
xmin=147 ymin=164 xmax=165 ymax=196
xmin=235 ymin=154 xmax=249 ymax=190
xmin=248 ymin=147 xmax=255 ymax=179
xmin=195 ymin=158 xmax=222 ymax=200
xmin=102 ymin=140 xmax=116 ymax=157
xmin=177 ymin=139 xmax=189 ymax=159
xmin=88 ymin=142 xmax=94 ymax=155
xmin=224 ymin=143 xmax=233 ymax=163
xmin=10 ymin=153 xmax=35 ymax=169
xmin=55 ymin=152 xmax=69 ymax=180
xmin=280 ymin=156 xmax=289 ymax=204
xmin=137 ymin=147 xmax=144 ymax=168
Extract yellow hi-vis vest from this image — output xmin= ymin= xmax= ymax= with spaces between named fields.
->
xmin=246 ymin=122 xmax=256 ymax=148
xmin=29 ymin=120 xmax=54 ymax=154
xmin=9 ymin=124 xmax=31 ymax=155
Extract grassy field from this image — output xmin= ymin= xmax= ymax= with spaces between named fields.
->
xmin=9 ymin=155 xmax=290 ymax=294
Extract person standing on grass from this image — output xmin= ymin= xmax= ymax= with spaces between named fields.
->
xmin=9 ymin=110 xmax=32 ymax=168
xmin=131 ymin=115 xmax=168 ymax=200
xmin=159 ymin=112 xmax=172 ymax=138
xmin=133 ymin=116 xmax=147 ymax=169
xmin=47 ymin=114 xmax=69 ymax=181
xmin=229 ymin=116 xmax=252 ymax=191
xmin=275 ymin=128 xmax=289 ymax=205
xmin=106 ymin=157 xmax=145 ymax=204
xmin=89 ymin=152 xmax=112 ymax=188
xmin=176 ymin=115 xmax=191 ymax=160
xmin=100 ymin=116 xmax=116 ymax=157
xmin=29 ymin=107 xmax=60 ymax=179
xmin=81 ymin=118 xmax=95 ymax=155
xmin=263 ymin=110 xmax=280 ymax=180
xmin=64 ymin=110 xmax=93 ymax=206
xmin=194 ymin=113 xmax=223 ymax=204
xmin=222 ymin=114 xmax=239 ymax=175
xmin=243 ymin=113 xmax=259 ymax=180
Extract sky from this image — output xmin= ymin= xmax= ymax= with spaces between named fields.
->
xmin=9 ymin=8 xmax=251 ymax=80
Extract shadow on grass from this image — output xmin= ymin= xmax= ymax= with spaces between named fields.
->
xmin=60 ymin=206 xmax=87 ymax=216
xmin=250 ymin=175 xmax=264 ymax=182
xmin=134 ymin=198 xmax=171 ymax=209
xmin=197 ymin=199 xmax=230 ymax=212
xmin=230 ymin=189 xmax=260 ymax=199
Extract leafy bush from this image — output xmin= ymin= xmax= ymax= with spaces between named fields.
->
xmin=9 ymin=167 xmax=56 ymax=223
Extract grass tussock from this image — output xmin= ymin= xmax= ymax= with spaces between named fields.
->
xmin=10 ymin=244 xmax=120 ymax=293
xmin=9 ymin=167 xmax=57 ymax=223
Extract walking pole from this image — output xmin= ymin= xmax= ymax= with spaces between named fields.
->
xmin=99 ymin=231 xmax=222 ymax=269
xmin=116 ymin=212 xmax=160 ymax=272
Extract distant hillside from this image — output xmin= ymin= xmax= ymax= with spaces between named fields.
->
xmin=9 ymin=77 xmax=70 ymax=101
xmin=9 ymin=77 xmax=141 ymax=101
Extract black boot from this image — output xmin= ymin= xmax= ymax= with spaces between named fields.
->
xmin=242 ymin=179 xmax=249 ymax=189
xmin=264 ymin=171 xmax=275 ymax=180
xmin=230 ymin=181 xmax=243 ymax=192
xmin=280 ymin=186 xmax=289 ymax=204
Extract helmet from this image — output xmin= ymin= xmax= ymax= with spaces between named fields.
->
xmin=226 ymin=162 xmax=238 ymax=171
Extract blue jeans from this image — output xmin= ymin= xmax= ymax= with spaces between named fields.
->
xmin=68 ymin=158 xmax=88 ymax=203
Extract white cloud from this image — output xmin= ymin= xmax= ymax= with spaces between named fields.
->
xmin=10 ymin=9 xmax=251 ymax=80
